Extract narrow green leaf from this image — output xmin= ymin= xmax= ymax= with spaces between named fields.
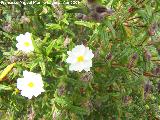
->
xmin=39 ymin=61 xmax=46 ymax=75
xmin=46 ymin=40 xmax=56 ymax=56
xmin=46 ymin=24 xmax=61 ymax=30
xmin=74 ymin=21 xmax=95 ymax=28
xmin=31 ymin=37 xmax=41 ymax=53
xmin=0 ymin=85 xmax=12 ymax=91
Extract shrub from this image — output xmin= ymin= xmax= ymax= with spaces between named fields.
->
xmin=1 ymin=0 xmax=160 ymax=119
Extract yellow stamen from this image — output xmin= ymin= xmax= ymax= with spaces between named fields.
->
xmin=28 ymin=82 xmax=34 ymax=88
xmin=77 ymin=56 xmax=84 ymax=62
xmin=24 ymin=42 xmax=30 ymax=47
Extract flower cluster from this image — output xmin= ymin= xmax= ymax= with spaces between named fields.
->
xmin=15 ymin=32 xmax=94 ymax=99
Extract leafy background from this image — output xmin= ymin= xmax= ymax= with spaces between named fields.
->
xmin=1 ymin=0 xmax=160 ymax=119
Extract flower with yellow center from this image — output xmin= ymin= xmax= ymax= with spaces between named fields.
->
xmin=66 ymin=44 xmax=94 ymax=72
xmin=77 ymin=56 xmax=84 ymax=62
xmin=28 ymin=82 xmax=34 ymax=88
xmin=17 ymin=70 xmax=45 ymax=99
xmin=24 ymin=42 xmax=30 ymax=47
xmin=16 ymin=32 xmax=34 ymax=53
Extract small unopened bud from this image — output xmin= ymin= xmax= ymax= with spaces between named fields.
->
xmin=80 ymin=72 xmax=93 ymax=82
xmin=63 ymin=36 xmax=71 ymax=47
xmin=12 ymin=68 xmax=18 ymax=74
xmin=75 ymin=13 xmax=89 ymax=20
xmin=27 ymin=106 xmax=35 ymax=120
xmin=128 ymin=7 xmax=135 ymax=13
xmin=105 ymin=52 xmax=112 ymax=61
xmin=79 ymin=87 xmax=85 ymax=94
xmin=128 ymin=53 xmax=138 ymax=69
xmin=57 ymin=85 xmax=65 ymax=96
xmin=144 ymin=80 xmax=152 ymax=99
xmin=123 ymin=96 xmax=132 ymax=105
xmin=144 ymin=50 xmax=152 ymax=61
xmin=94 ymin=48 xmax=100 ymax=58
xmin=9 ymin=56 xmax=18 ymax=63
xmin=148 ymin=23 xmax=158 ymax=36
xmin=3 ymin=22 xmax=12 ymax=32
xmin=152 ymin=67 xmax=160 ymax=75
xmin=83 ymin=100 xmax=93 ymax=112
xmin=53 ymin=110 xmax=61 ymax=120
xmin=132 ymin=53 xmax=138 ymax=60
xmin=20 ymin=16 xmax=30 ymax=24
xmin=52 ymin=2 xmax=63 ymax=20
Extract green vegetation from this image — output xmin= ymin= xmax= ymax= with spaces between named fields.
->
xmin=1 ymin=0 xmax=160 ymax=119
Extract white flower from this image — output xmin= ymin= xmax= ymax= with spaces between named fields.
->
xmin=66 ymin=44 xmax=94 ymax=72
xmin=16 ymin=32 xmax=34 ymax=53
xmin=17 ymin=70 xmax=45 ymax=99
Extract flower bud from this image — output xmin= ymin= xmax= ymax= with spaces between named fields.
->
xmin=128 ymin=53 xmax=138 ymax=69
xmin=20 ymin=16 xmax=30 ymax=24
xmin=63 ymin=36 xmax=71 ymax=47
xmin=27 ymin=106 xmax=35 ymax=120
xmin=75 ymin=13 xmax=89 ymax=20
xmin=123 ymin=96 xmax=132 ymax=105
xmin=144 ymin=50 xmax=152 ymax=61
xmin=132 ymin=53 xmax=138 ymax=60
xmin=128 ymin=7 xmax=135 ymax=13
xmin=152 ymin=67 xmax=160 ymax=75
xmin=83 ymin=100 xmax=93 ymax=112
xmin=2 ymin=22 xmax=12 ymax=32
xmin=148 ymin=23 xmax=158 ymax=36
xmin=57 ymin=85 xmax=66 ymax=96
xmin=144 ymin=80 xmax=152 ymax=99
xmin=80 ymin=72 xmax=93 ymax=82
xmin=105 ymin=52 xmax=112 ymax=61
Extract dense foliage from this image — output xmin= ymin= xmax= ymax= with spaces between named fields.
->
xmin=1 ymin=0 xmax=160 ymax=119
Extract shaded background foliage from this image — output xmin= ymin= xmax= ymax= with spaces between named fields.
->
xmin=1 ymin=0 xmax=160 ymax=119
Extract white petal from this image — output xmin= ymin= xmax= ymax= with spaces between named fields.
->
xmin=69 ymin=63 xmax=83 ymax=72
xmin=72 ymin=44 xmax=86 ymax=56
xmin=84 ymin=67 xmax=90 ymax=72
xmin=17 ymin=78 xmax=25 ymax=90
xmin=25 ymin=32 xmax=31 ymax=39
xmin=23 ymin=70 xmax=30 ymax=77
xmin=66 ymin=56 xmax=77 ymax=64
xmin=21 ymin=90 xmax=33 ymax=99
xmin=84 ymin=49 xmax=94 ymax=60
xmin=16 ymin=34 xmax=24 ymax=42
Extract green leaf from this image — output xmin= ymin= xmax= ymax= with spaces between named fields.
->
xmin=0 ymin=85 xmax=12 ymax=91
xmin=74 ymin=21 xmax=95 ymax=28
xmin=70 ymin=106 xmax=88 ymax=115
xmin=106 ymin=21 xmax=116 ymax=38
xmin=54 ymin=97 xmax=72 ymax=107
xmin=46 ymin=24 xmax=61 ymax=30
xmin=31 ymin=37 xmax=41 ymax=53
xmin=46 ymin=40 xmax=56 ymax=56
xmin=39 ymin=61 xmax=46 ymax=75
xmin=65 ymin=5 xmax=78 ymax=10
